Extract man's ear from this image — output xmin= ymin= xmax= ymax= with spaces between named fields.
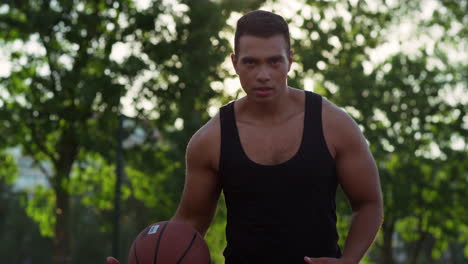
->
xmin=231 ymin=53 xmax=239 ymax=74
xmin=287 ymin=49 xmax=294 ymax=71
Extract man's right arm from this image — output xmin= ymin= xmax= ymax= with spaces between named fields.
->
xmin=106 ymin=116 xmax=221 ymax=263
xmin=171 ymin=115 xmax=222 ymax=236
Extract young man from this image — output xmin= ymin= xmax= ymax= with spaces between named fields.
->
xmin=108 ymin=10 xmax=383 ymax=264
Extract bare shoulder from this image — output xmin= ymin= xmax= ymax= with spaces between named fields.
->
xmin=174 ymin=114 xmax=222 ymax=234
xmin=186 ymin=113 xmax=221 ymax=171
xmin=322 ymin=97 xmax=382 ymax=210
xmin=321 ymin=97 xmax=367 ymax=156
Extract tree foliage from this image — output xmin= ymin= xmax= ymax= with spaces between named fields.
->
xmin=289 ymin=0 xmax=467 ymax=263
xmin=0 ymin=0 xmax=466 ymax=263
xmin=0 ymin=0 xmax=138 ymax=263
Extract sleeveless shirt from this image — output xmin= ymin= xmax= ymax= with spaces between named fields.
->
xmin=219 ymin=91 xmax=341 ymax=264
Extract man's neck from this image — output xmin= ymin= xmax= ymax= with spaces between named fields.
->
xmin=237 ymin=87 xmax=302 ymax=126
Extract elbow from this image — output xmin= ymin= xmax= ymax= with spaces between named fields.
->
xmin=368 ymin=199 xmax=384 ymax=227
xmin=373 ymin=206 xmax=384 ymax=230
xmin=378 ymin=202 xmax=384 ymax=226
xmin=352 ymin=199 xmax=384 ymax=223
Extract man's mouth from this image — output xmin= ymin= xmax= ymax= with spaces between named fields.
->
xmin=254 ymin=87 xmax=273 ymax=96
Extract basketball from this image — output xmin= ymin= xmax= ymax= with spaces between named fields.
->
xmin=128 ymin=221 xmax=210 ymax=264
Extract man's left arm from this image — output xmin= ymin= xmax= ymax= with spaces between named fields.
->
xmin=306 ymin=105 xmax=384 ymax=264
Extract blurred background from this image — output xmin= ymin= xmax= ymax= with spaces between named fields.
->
xmin=0 ymin=0 xmax=466 ymax=263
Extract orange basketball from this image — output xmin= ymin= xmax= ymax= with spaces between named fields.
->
xmin=128 ymin=221 xmax=210 ymax=264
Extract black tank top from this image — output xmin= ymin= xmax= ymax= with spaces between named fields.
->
xmin=219 ymin=91 xmax=341 ymax=264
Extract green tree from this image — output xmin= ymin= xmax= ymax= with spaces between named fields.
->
xmin=3 ymin=0 xmax=464 ymax=263
xmin=1 ymin=0 xmax=266 ymax=263
xmin=0 ymin=0 xmax=141 ymax=263
xmin=291 ymin=0 xmax=467 ymax=263
xmin=0 ymin=151 xmax=52 ymax=263
xmin=0 ymin=151 xmax=19 ymax=236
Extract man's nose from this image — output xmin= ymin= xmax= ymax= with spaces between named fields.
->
xmin=256 ymin=66 xmax=271 ymax=82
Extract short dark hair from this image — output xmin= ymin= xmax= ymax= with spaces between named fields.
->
xmin=234 ymin=10 xmax=290 ymax=55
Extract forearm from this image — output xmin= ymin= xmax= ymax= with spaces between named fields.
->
xmin=171 ymin=213 xmax=211 ymax=237
xmin=172 ymin=202 xmax=218 ymax=237
xmin=341 ymin=202 xmax=383 ymax=263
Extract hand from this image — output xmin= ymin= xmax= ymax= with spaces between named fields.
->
xmin=304 ymin=256 xmax=357 ymax=264
xmin=106 ymin=256 xmax=120 ymax=264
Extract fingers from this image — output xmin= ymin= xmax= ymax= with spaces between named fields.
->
xmin=106 ymin=256 xmax=120 ymax=264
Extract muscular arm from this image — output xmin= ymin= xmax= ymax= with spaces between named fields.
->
xmin=323 ymin=100 xmax=384 ymax=263
xmin=105 ymin=118 xmax=221 ymax=264
xmin=171 ymin=116 xmax=222 ymax=237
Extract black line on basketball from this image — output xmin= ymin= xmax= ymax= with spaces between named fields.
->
xmin=176 ymin=232 xmax=197 ymax=264
xmin=133 ymin=240 xmax=140 ymax=264
xmin=153 ymin=222 xmax=169 ymax=264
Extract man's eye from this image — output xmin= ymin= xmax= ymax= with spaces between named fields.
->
xmin=268 ymin=59 xmax=278 ymax=65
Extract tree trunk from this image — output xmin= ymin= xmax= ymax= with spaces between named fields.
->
xmin=53 ymin=185 xmax=71 ymax=264
xmin=408 ymin=231 xmax=429 ymax=264
xmin=52 ymin=128 xmax=78 ymax=264
xmin=382 ymin=220 xmax=395 ymax=264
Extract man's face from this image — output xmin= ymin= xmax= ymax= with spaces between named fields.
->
xmin=231 ymin=34 xmax=293 ymax=101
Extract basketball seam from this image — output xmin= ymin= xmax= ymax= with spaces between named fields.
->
xmin=176 ymin=232 xmax=197 ymax=264
xmin=153 ymin=222 xmax=169 ymax=264
xmin=133 ymin=240 xmax=140 ymax=264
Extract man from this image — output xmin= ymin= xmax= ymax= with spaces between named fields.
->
xmin=108 ymin=10 xmax=383 ymax=264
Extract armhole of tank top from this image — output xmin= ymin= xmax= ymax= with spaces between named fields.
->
xmin=218 ymin=102 xmax=233 ymax=176
xmin=218 ymin=105 xmax=226 ymax=175
xmin=312 ymin=93 xmax=339 ymax=204
xmin=314 ymin=93 xmax=336 ymax=165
